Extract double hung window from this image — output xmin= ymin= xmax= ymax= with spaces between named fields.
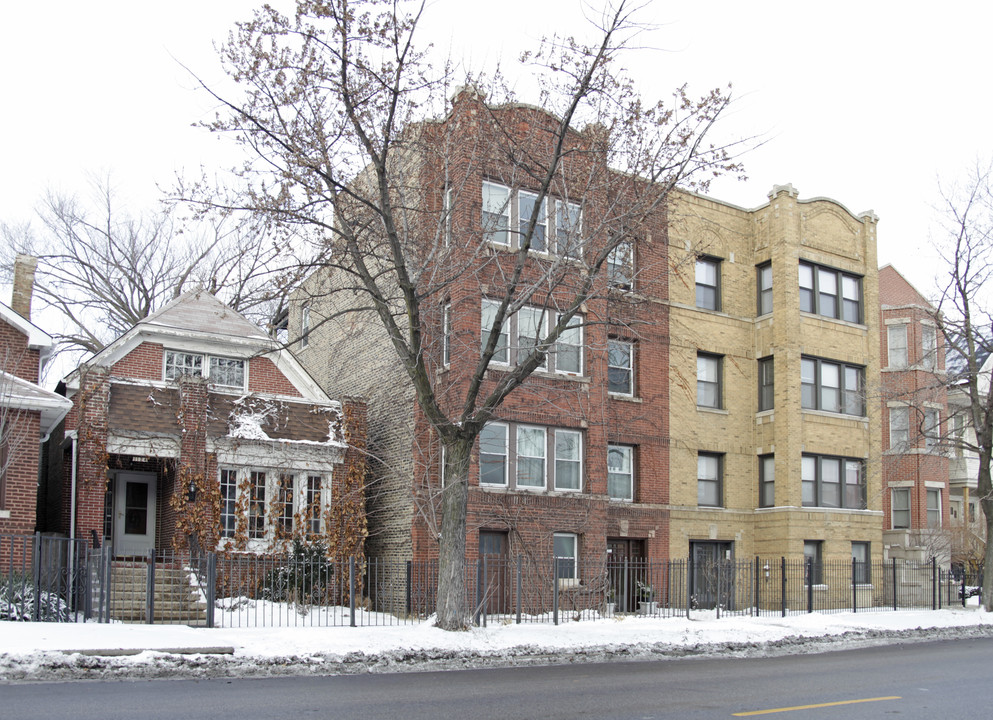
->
xmin=608 ymin=340 xmax=634 ymax=396
xmin=802 ymin=454 xmax=866 ymax=509
xmin=607 ymin=240 xmax=634 ymax=290
xmin=757 ymin=263 xmax=773 ymax=315
xmin=481 ymin=300 xmax=584 ymax=374
xmin=801 ymin=357 xmax=864 ymax=415
xmin=892 ymin=488 xmax=910 ymax=528
xmin=697 ymin=452 xmax=723 ymax=507
xmin=480 ymin=422 xmax=583 ymax=492
xmin=607 ymin=445 xmax=634 ymax=501
xmin=887 ymin=325 xmax=908 ymax=368
xmin=799 ymin=261 xmax=863 ymax=323
xmin=697 ymin=353 xmax=722 ymax=409
xmin=759 ymin=455 xmax=775 ymax=508
xmin=482 ymin=181 xmax=582 ymax=257
xmin=758 ymin=356 xmax=774 ymax=411
xmin=164 ymin=350 xmax=246 ymax=391
xmin=695 ymin=257 xmax=721 ymax=311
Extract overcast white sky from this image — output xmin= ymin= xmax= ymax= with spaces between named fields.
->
xmin=2 ymin=1 xmax=990 ymax=301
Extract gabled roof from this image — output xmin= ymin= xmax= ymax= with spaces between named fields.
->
xmin=140 ymin=291 xmax=270 ymax=341
xmin=1 ymin=370 xmax=73 ymax=436
xmin=68 ymin=290 xmax=331 ymax=403
xmin=879 ymin=265 xmax=936 ymax=310
xmin=0 ymin=301 xmax=55 ymax=356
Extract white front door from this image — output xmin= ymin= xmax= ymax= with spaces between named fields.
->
xmin=113 ymin=472 xmax=157 ymax=556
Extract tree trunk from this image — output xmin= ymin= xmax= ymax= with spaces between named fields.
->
xmin=435 ymin=437 xmax=473 ymax=630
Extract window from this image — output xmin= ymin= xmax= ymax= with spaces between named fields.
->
xmin=554 ymin=316 xmax=583 ymax=375
xmin=889 ymin=407 xmax=909 ymax=450
xmin=924 ymin=408 xmax=940 ymax=450
xmin=852 ymin=542 xmax=870 ymax=584
xmin=921 ymin=324 xmax=937 ymax=370
xmin=892 ymin=487 xmax=911 ymax=529
xmin=553 ymin=533 xmax=578 ymax=581
xmin=300 ymin=304 xmax=311 ymax=349
xmin=480 ymin=423 xmax=509 ymax=486
xmin=758 ymin=356 xmax=774 ymax=411
xmin=695 ymin=257 xmax=721 ymax=311
xmin=556 ymin=200 xmax=583 ymax=259
xmin=164 ymin=350 xmax=246 ymax=390
xmin=607 ymin=445 xmax=634 ymax=501
xmin=555 ymin=431 xmax=582 ymax=491
xmin=248 ymin=470 xmax=267 ymax=539
xmin=482 ymin=181 xmax=511 ymax=245
xmin=804 ymin=541 xmax=823 ymax=585
xmin=518 ymin=191 xmax=548 ymax=252
xmin=277 ymin=473 xmax=294 ymax=534
xmin=219 ymin=469 xmax=237 ymax=538
xmin=608 ymin=340 xmax=633 ymax=396
xmin=480 ymin=422 xmax=583 ymax=492
xmin=802 ymin=454 xmax=866 ymax=509
xmin=165 ymin=351 xmax=203 ymax=380
xmin=759 ymin=454 xmax=775 ymax=508
xmin=516 ymin=307 xmax=547 ymax=370
xmin=887 ymin=325 xmax=908 ymax=368
xmin=757 ymin=263 xmax=772 ymax=316
xmin=482 ymin=301 xmax=583 ymax=374
xmin=443 ymin=185 xmax=453 ymax=246
xmin=306 ymin=475 xmax=322 ymax=534
xmin=517 ymin=426 xmax=546 ymax=488
xmin=927 ymin=488 xmax=941 ymax=528
xmin=481 ymin=299 xmax=510 ymax=365
xmin=800 ymin=357 xmax=864 ymax=415
xmin=607 ymin=240 xmax=634 ymax=290
xmin=799 ymin=261 xmax=863 ymax=322
xmin=209 ymin=357 xmax=245 ymax=390
xmin=442 ymin=304 xmax=450 ymax=366
xmin=952 ymin=413 xmax=965 ymax=458
xmin=697 ymin=353 xmax=722 ymax=409
xmin=697 ymin=452 xmax=723 ymax=507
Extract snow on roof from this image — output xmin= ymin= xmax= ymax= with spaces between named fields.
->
xmin=0 ymin=301 xmax=55 ymax=353
xmin=0 ymin=370 xmax=73 ymax=434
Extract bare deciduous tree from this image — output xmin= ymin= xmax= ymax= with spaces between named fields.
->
xmin=0 ymin=177 xmax=298 ymax=357
xmin=199 ymin=0 xmax=743 ymax=630
xmin=934 ymin=161 xmax=993 ymax=609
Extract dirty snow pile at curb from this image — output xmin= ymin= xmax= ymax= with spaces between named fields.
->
xmin=2 ymin=608 xmax=992 ymax=682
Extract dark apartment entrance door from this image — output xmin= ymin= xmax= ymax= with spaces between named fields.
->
xmin=689 ymin=541 xmax=734 ymax=610
xmin=607 ymin=538 xmax=645 ymax=612
xmin=478 ymin=531 xmax=510 ymax=615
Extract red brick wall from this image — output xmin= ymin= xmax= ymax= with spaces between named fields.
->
xmin=111 ymin=342 xmax=164 ymax=381
xmin=248 ymin=356 xmax=302 ymax=397
xmin=0 ymin=411 xmax=42 ymax=535
xmin=1 ymin=316 xmax=40 ymax=383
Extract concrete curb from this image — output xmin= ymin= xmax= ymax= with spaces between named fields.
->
xmin=60 ymin=646 xmax=235 ymax=657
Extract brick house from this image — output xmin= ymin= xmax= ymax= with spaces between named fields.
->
xmin=39 ymin=290 xmax=366 ymax=557
xmin=878 ymin=264 xmax=952 ymax=564
xmin=665 ymin=185 xmax=882 ymax=600
xmin=291 ymin=90 xmax=671 ymax=611
xmin=1 ymin=256 xmax=72 ymax=539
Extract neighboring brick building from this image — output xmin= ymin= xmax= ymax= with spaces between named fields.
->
xmin=1 ymin=255 xmax=72 ymax=538
xmin=293 ymin=90 xmax=672 ymax=611
xmin=666 ymin=184 xmax=882 ymax=598
xmin=878 ymin=264 xmax=951 ymax=563
xmin=39 ymin=290 xmax=365 ymax=557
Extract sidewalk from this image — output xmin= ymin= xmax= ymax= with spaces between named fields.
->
xmin=2 ymin=607 xmax=992 ymax=682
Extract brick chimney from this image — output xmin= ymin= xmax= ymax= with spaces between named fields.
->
xmin=11 ymin=254 xmax=38 ymax=321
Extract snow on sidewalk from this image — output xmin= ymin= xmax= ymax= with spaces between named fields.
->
xmin=2 ymin=608 xmax=992 ymax=681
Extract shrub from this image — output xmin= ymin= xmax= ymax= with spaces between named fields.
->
xmin=260 ymin=540 xmax=336 ymax=605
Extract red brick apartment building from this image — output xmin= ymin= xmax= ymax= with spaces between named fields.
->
xmin=292 ymin=90 xmax=672 ymax=598
xmin=1 ymin=256 xmax=72 ymax=540
xmin=878 ymin=264 xmax=950 ymax=562
xmin=38 ymin=290 xmax=365 ymax=557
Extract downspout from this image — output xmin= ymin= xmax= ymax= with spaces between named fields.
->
xmin=68 ymin=431 xmax=78 ymax=542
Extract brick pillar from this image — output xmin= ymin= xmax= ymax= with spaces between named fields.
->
xmin=11 ymin=254 xmax=38 ymax=321
xmin=73 ymin=368 xmax=110 ymax=543
xmin=166 ymin=376 xmax=210 ymax=549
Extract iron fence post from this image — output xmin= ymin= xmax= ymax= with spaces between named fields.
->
xmin=753 ymin=557 xmax=759 ymax=617
xmin=553 ymin=557 xmax=559 ymax=626
xmin=780 ymin=557 xmax=786 ymax=618
xmin=716 ymin=559 xmax=722 ymax=619
xmin=686 ymin=557 xmax=692 ymax=618
xmin=515 ymin=554 xmax=522 ymax=625
xmin=961 ymin=569 xmax=967 ymax=608
xmin=405 ymin=560 xmax=412 ymax=616
xmin=146 ymin=548 xmax=155 ymax=624
xmin=892 ymin=559 xmax=897 ymax=611
xmin=932 ymin=556 xmax=937 ymax=611
xmin=475 ymin=557 xmax=483 ymax=627
xmin=103 ymin=544 xmax=113 ymax=623
xmin=349 ymin=557 xmax=356 ymax=627
xmin=806 ymin=557 xmax=813 ymax=614
xmin=482 ymin=557 xmax=488 ymax=628
xmin=31 ymin=533 xmax=42 ymax=622
xmin=851 ymin=557 xmax=856 ymax=613
xmin=206 ymin=552 xmax=216 ymax=628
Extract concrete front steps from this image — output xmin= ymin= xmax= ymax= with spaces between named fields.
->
xmin=108 ymin=560 xmax=209 ymax=625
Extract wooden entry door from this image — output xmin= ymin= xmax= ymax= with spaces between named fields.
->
xmin=607 ymin=538 xmax=645 ymax=612
xmin=478 ymin=531 xmax=510 ymax=615
xmin=113 ymin=472 xmax=157 ymax=556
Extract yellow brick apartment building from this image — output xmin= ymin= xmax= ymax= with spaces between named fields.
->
xmin=667 ymin=183 xmax=883 ymax=569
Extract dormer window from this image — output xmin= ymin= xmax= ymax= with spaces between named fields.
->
xmin=164 ymin=350 xmax=245 ymax=390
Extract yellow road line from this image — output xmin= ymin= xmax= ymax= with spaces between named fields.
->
xmin=732 ymin=696 xmax=901 ymax=716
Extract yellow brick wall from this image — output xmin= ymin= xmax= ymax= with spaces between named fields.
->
xmin=667 ymin=186 xmax=882 ymax=562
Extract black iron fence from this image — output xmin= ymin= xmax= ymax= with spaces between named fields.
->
xmin=1 ymin=533 xmax=985 ymax=627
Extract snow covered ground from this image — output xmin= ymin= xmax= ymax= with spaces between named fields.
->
xmin=2 ymin=607 xmax=992 ymax=683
